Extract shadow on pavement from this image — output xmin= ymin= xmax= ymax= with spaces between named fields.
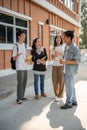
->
xmin=46 ymin=101 xmax=86 ymax=130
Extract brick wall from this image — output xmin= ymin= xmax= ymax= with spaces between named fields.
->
xmin=0 ymin=0 xmax=80 ymax=70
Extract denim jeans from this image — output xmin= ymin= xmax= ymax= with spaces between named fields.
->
xmin=34 ymin=74 xmax=45 ymax=95
xmin=64 ymin=74 xmax=77 ymax=106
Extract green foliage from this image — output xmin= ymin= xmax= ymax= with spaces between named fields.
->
xmin=80 ymin=3 xmax=87 ymax=48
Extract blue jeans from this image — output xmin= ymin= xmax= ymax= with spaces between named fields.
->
xmin=34 ymin=74 xmax=45 ymax=95
xmin=64 ymin=74 xmax=77 ymax=106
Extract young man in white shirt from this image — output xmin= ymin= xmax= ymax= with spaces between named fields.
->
xmin=12 ymin=30 xmax=28 ymax=104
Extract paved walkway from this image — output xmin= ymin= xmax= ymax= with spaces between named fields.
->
xmin=20 ymin=78 xmax=87 ymax=130
xmin=0 ymin=54 xmax=87 ymax=130
xmin=0 ymin=61 xmax=87 ymax=130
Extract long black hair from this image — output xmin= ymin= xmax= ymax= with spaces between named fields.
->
xmin=31 ymin=37 xmax=39 ymax=55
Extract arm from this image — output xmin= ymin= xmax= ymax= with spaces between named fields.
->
xmin=13 ymin=53 xmax=22 ymax=61
xmin=60 ymin=59 xmax=78 ymax=64
xmin=12 ymin=44 xmax=22 ymax=60
xmin=38 ymin=48 xmax=48 ymax=64
xmin=60 ymin=46 xmax=81 ymax=65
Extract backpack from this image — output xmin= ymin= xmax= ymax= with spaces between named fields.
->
xmin=10 ymin=44 xmax=18 ymax=70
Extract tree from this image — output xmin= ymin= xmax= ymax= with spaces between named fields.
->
xmin=80 ymin=2 xmax=87 ymax=48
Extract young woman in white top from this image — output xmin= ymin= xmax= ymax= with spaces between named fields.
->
xmin=51 ymin=35 xmax=65 ymax=102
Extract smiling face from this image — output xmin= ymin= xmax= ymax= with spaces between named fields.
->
xmin=63 ymin=30 xmax=74 ymax=45
xmin=18 ymin=33 xmax=26 ymax=42
xmin=56 ymin=36 xmax=62 ymax=45
xmin=35 ymin=38 xmax=41 ymax=49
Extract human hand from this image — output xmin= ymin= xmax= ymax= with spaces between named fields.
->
xmin=59 ymin=59 xmax=66 ymax=64
xmin=17 ymin=53 xmax=22 ymax=57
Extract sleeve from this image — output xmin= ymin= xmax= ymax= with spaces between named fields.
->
xmin=73 ymin=46 xmax=81 ymax=63
xmin=44 ymin=48 xmax=48 ymax=61
xmin=12 ymin=44 xmax=18 ymax=57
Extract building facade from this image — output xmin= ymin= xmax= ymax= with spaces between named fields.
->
xmin=0 ymin=0 xmax=80 ymax=75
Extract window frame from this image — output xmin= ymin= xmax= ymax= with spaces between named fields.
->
xmin=0 ymin=7 xmax=32 ymax=50
xmin=64 ymin=0 xmax=74 ymax=12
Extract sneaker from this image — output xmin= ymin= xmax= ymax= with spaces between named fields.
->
xmin=22 ymin=97 xmax=28 ymax=101
xmin=54 ymin=96 xmax=59 ymax=102
xmin=41 ymin=93 xmax=47 ymax=97
xmin=72 ymin=102 xmax=78 ymax=106
xmin=34 ymin=95 xmax=39 ymax=100
xmin=61 ymin=103 xmax=73 ymax=109
xmin=16 ymin=99 xmax=23 ymax=104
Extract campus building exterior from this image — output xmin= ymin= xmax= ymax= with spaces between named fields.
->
xmin=0 ymin=0 xmax=80 ymax=75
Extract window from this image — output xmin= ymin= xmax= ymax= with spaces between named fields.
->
xmin=15 ymin=18 xmax=27 ymax=27
xmin=64 ymin=0 xmax=74 ymax=11
xmin=0 ymin=13 xmax=13 ymax=24
xmin=0 ymin=13 xmax=29 ymax=45
xmin=71 ymin=0 xmax=74 ymax=11
xmin=7 ymin=26 xmax=13 ymax=44
xmin=0 ymin=25 xmax=6 ymax=43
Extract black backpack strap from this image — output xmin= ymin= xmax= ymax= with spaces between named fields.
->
xmin=14 ymin=43 xmax=19 ymax=53
xmin=25 ymin=43 xmax=27 ymax=51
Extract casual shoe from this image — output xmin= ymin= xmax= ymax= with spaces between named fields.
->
xmin=34 ymin=95 xmax=39 ymax=100
xmin=22 ymin=97 xmax=28 ymax=101
xmin=61 ymin=103 xmax=73 ymax=109
xmin=72 ymin=102 xmax=78 ymax=106
xmin=16 ymin=99 xmax=23 ymax=104
xmin=54 ymin=96 xmax=59 ymax=102
xmin=41 ymin=93 xmax=47 ymax=97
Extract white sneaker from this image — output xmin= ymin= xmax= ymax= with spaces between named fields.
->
xmin=54 ymin=96 xmax=59 ymax=102
xmin=17 ymin=100 xmax=23 ymax=104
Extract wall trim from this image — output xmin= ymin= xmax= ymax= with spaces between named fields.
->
xmin=50 ymin=24 xmax=66 ymax=31
xmin=38 ymin=21 xmax=44 ymax=25
xmin=0 ymin=6 xmax=32 ymax=20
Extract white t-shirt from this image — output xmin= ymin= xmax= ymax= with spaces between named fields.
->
xmin=51 ymin=44 xmax=65 ymax=66
xmin=12 ymin=42 xmax=28 ymax=70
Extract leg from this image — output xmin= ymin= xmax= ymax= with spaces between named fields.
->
xmin=17 ymin=70 xmax=23 ymax=100
xmin=57 ymin=66 xmax=64 ymax=98
xmin=40 ymin=74 xmax=47 ymax=97
xmin=72 ymin=76 xmax=77 ymax=103
xmin=64 ymin=74 xmax=74 ymax=106
xmin=40 ymin=75 xmax=45 ymax=94
xmin=52 ymin=66 xmax=59 ymax=97
xmin=23 ymin=70 xmax=27 ymax=97
xmin=34 ymin=74 xmax=39 ymax=95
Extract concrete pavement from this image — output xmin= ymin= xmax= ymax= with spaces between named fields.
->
xmin=0 ymin=53 xmax=87 ymax=130
xmin=0 ymin=61 xmax=87 ymax=130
